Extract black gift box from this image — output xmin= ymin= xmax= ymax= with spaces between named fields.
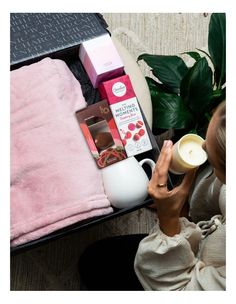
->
xmin=10 ymin=13 xmax=108 ymax=69
xmin=10 ymin=13 xmax=169 ymax=254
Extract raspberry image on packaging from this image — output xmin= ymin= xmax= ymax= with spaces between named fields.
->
xmin=125 ymin=131 xmax=132 ymax=139
xmin=128 ymin=123 xmax=136 ymax=131
xmin=136 ymin=120 xmax=143 ymax=128
xmin=133 ymin=133 xmax=140 ymax=141
xmin=138 ymin=129 xmax=145 ymax=136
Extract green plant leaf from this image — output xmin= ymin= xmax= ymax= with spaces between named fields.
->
xmin=145 ymin=76 xmax=174 ymax=94
xmin=208 ymin=13 xmax=226 ymax=88
xmin=181 ymin=51 xmax=201 ymax=62
xmin=146 ymin=77 xmax=194 ymax=130
xmin=180 ymin=57 xmax=213 ymax=117
xmin=138 ymin=53 xmax=188 ymax=94
xmin=196 ymin=48 xmax=212 ymax=61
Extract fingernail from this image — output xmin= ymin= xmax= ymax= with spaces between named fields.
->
xmin=163 ymin=140 xmax=168 ymax=148
xmin=165 ymin=140 xmax=172 ymax=148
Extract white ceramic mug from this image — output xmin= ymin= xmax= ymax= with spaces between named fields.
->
xmin=101 ymin=156 xmax=156 ymax=208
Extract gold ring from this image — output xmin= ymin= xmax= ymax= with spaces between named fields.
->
xmin=157 ymin=183 xmax=167 ymax=188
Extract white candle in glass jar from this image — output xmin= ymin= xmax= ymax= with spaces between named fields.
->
xmin=169 ymin=134 xmax=207 ymax=175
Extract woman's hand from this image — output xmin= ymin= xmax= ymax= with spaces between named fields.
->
xmin=148 ymin=140 xmax=196 ymax=236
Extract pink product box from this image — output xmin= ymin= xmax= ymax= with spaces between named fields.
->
xmin=79 ymin=33 xmax=124 ymax=88
xmin=99 ymin=75 xmax=153 ymax=157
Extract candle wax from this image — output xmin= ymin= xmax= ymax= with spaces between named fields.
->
xmin=179 ymin=140 xmax=207 ymax=166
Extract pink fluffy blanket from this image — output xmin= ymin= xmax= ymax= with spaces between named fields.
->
xmin=10 ymin=58 xmax=113 ymax=247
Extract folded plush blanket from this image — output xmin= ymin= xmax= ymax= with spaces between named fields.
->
xmin=10 ymin=57 xmax=113 ymax=247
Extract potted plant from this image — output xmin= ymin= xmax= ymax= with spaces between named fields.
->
xmin=137 ymin=13 xmax=226 ymax=140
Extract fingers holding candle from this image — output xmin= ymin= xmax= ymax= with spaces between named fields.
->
xmin=155 ymin=140 xmax=173 ymax=169
xmin=149 ymin=134 xmax=206 ymax=198
xmin=150 ymin=140 xmax=173 ymax=192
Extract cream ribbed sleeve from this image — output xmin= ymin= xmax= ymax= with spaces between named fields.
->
xmin=134 ymin=217 xmax=225 ymax=290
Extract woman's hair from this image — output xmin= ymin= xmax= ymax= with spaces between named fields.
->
xmin=214 ymin=101 xmax=226 ymax=175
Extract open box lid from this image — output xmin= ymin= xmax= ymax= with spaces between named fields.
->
xmin=10 ymin=13 xmax=108 ymax=70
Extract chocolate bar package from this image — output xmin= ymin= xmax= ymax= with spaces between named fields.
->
xmin=76 ymin=100 xmax=127 ymax=168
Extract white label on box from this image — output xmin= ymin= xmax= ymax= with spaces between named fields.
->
xmin=110 ymin=97 xmax=152 ymax=157
xmin=112 ymin=82 xmax=127 ymax=97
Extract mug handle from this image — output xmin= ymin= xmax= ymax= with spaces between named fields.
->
xmin=139 ymin=158 xmax=156 ymax=173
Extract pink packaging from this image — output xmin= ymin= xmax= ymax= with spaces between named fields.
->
xmin=79 ymin=33 xmax=124 ymax=88
xmin=76 ymin=99 xmax=127 ymax=168
xmin=99 ymin=75 xmax=153 ymax=157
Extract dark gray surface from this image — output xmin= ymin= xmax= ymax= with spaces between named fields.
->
xmin=10 ymin=13 xmax=108 ymax=67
